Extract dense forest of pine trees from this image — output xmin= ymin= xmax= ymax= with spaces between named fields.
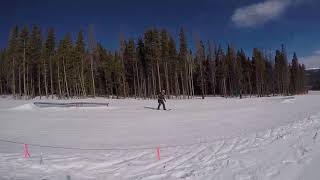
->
xmin=0 ymin=25 xmax=307 ymax=99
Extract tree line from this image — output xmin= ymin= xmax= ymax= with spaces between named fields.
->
xmin=0 ymin=25 xmax=307 ymax=99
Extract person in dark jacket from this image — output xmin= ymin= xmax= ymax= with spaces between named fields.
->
xmin=157 ymin=90 xmax=166 ymax=110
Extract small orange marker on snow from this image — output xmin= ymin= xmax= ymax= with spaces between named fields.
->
xmin=24 ymin=144 xmax=30 ymax=158
xmin=156 ymin=147 xmax=160 ymax=160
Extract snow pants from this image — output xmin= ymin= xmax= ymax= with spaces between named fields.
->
xmin=157 ymin=100 xmax=166 ymax=110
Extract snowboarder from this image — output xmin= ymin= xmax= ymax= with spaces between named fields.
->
xmin=157 ymin=90 xmax=166 ymax=110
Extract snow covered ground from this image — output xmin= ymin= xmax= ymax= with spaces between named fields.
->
xmin=1 ymin=92 xmax=320 ymax=180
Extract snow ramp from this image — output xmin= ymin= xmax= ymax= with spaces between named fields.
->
xmin=33 ymin=102 xmax=109 ymax=108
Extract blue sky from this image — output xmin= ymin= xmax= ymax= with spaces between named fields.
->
xmin=1 ymin=0 xmax=320 ymax=68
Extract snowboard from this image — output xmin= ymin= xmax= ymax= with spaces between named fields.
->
xmin=144 ymin=107 xmax=172 ymax=111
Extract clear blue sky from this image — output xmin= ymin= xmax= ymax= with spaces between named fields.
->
xmin=1 ymin=0 xmax=320 ymax=67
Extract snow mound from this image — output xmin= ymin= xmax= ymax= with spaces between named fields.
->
xmin=33 ymin=102 xmax=110 ymax=108
xmin=10 ymin=103 xmax=36 ymax=111
xmin=281 ymin=97 xmax=296 ymax=104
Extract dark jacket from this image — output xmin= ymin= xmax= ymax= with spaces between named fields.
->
xmin=158 ymin=93 xmax=165 ymax=102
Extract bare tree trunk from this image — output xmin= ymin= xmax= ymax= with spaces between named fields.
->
xmin=80 ymin=56 xmax=86 ymax=96
xmin=135 ymin=62 xmax=141 ymax=97
xmin=119 ymin=56 xmax=126 ymax=98
xmin=117 ymin=76 xmax=122 ymax=98
xmin=78 ymin=72 xmax=83 ymax=97
xmin=90 ymin=55 xmax=95 ymax=97
xmin=73 ymin=85 xmax=77 ymax=98
xmin=12 ymin=57 xmax=15 ymax=97
xmin=175 ymin=71 xmax=179 ymax=97
xmin=200 ymin=61 xmax=205 ymax=99
xmin=43 ymin=57 xmax=48 ymax=97
xmin=188 ymin=64 xmax=191 ymax=97
xmin=6 ymin=74 xmax=9 ymax=94
xmin=75 ymin=83 xmax=79 ymax=97
xmin=164 ymin=62 xmax=170 ymax=98
xmin=57 ymin=61 xmax=62 ymax=98
xmin=122 ymin=75 xmax=126 ymax=97
xmin=151 ymin=66 xmax=156 ymax=97
xmin=31 ymin=74 xmax=35 ymax=98
xmin=79 ymin=73 xmax=85 ymax=97
xmin=62 ymin=56 xmax=69 ymax=98
xmin=228 ymin=77 xmax=232 ymax=97
xmin=211 ymin=64 xmax=216 ymax=96
xmin=0 ymin=78 xmax=2 ymax=95
xmin=248 ymin=73 xmax=252 ymax=97
xmin=180 ymin=71 xmax=185 ymax=98
xmin=190 ymin=62 xmax=194 ymax=97
xmin=38 ymin=64 xmax=41 ymax=99
xmin=143 ymin=78 xmax=147 ymax=98
xmin=147 ymin=76 xmax=151 ymax=98
xmin=156 ymin=60 xmax=161 ymax=92
xmin=26 ymin=65 xmax=29 ymax=97
xmin=223 ymin=78 xmax=227 ymax=97
xmin=23 ymin=41 xmax=27 ymax=98
xmin=18 ymin=65 xmax=21 ymax=97
xmin=104 ymin=73 xmax=108 ymax=96
xmin=49 ymin=56 xmax=54 ymax=98
xmin=184 ymin=61 xmax=189 ymax=98
xmin=133 ymin=73 xmax=137 ymax=98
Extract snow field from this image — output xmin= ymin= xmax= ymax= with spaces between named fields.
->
xmin=1 ymin=92 xmax=320 ymax=179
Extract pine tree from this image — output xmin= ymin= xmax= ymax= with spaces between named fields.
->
xmin=7 ymin=26 xmax=19 ymax=97
xmin=215 ymin=46 xmax=227 ymax=96
xmin=207 ymin=41 xmax=216 ymax=95
xmin=0 ymin=49 xmax=6 ymax=94
xmin=27 ymin=25 xmax=42 ymax=97
xmin=88 ymin=25 xmax=97 ymax=97
xmin=144 ymin=29 xmax=158 ymax=97
xmin=119 ymin=33 xmax=128 ymax=97
xmin=195 ymin=40 xmax=205 ymax=99
xmin=19 ymin=26 xmax=29 ymax=97
xmin=235 ymin=50 xmax=244 ymax=98
xmin=160 ymin=30 xmax=170 ymax=98
xmin=123 ymin=39 xmax=138 ymax=96
xmin=290 ymin=52 xmax=299 ymax=94
xmin=45 ymin=28 xmax=56 ymax=98
xmin=226 ymin=45 xmax=237 ymax=96
xmin=74 ymin=30 xmax=86 ymax=97
xmin=167 ymin=36 xmax=179 ymax=97
xmin=179 ymin=28 xmax=188 ymax=97
xmin=282 ymin=46 xmax=290 ymax=95
xmin=1 ymin=25 xmax=308 ymax=99
xmin=252 ymin=48 xmax=265 ymax=97
xmin=137 ymin=38 xmax=148 ymax=97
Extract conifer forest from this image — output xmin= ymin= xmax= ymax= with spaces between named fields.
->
xmin=0 ymin=26 xmax=307 ymax=99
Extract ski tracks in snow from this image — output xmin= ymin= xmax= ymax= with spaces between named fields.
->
xmin=1 ymin=114 xmax=320 ymax=179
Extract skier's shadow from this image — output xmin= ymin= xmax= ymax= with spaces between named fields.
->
xmin=144 ymin=106 xmax=171 ymax=111
xmin=144 ymin=106 xmax=158 ymax=110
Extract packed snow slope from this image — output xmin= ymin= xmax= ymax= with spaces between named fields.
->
xmin=1 ymin=92 xmax=320 ymax=179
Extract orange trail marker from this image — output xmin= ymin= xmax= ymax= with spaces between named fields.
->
xmin=156 ymin=147 xmax=160 ymax=160
xmin=24 ymin=144 xmax=31 ymax=158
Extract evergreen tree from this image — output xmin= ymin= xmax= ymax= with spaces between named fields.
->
xmin=19 ymin=26 xmax=29 ymax=97
xmin=195 ymin=40 xmax=205 ymax=99
xmin=27 ymin=25 xmax=43 ymax=97
xmin=235 ymin=50 xmax=244 ymax=98
xmin=7 ymin=26 xmax=19 ymax=96
xmin=179 ymin=28 xmax=188 ymax=97
xmin=74 ymin=30 xmax=86 ymax=97
xmin=290 ymin=52 xmax=299 ymax=94
xmin=0 ymin=25 xmax=307 ymax=99
xmin=45 ymin=28 xmax=56 ymax=98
